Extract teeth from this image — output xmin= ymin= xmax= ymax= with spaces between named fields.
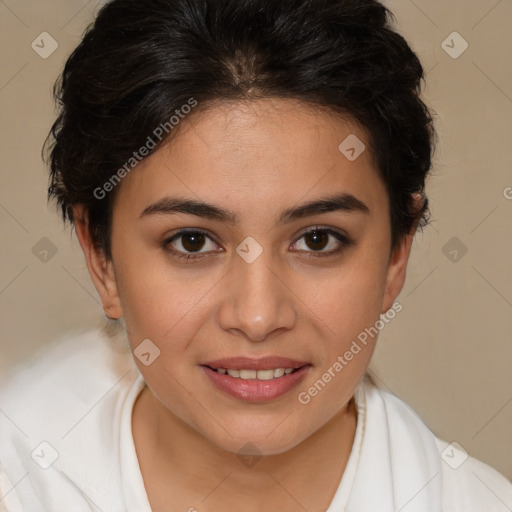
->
xmin=239 ymin=369 xmax=257 ymax=379
xmin=273 ymin=368 xmax=285 ymax=378
xmin=219 ymin=367 xmax=297 ymax=380
xmin=255 ymin=369 xmax=274 ymax=380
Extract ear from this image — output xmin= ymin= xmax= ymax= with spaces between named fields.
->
xmin=72 ymin=205 xmax=123 ymax=319
xmin=381 ymin=194 xmax=422 ymax=314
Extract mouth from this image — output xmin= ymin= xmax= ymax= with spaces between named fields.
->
xmin=200 ymin=356 xmax=310 ymax=379
xmin=202 ymin=365 xmax=306 ymax=380
xmin=199 ymin=357 xmax=312 ymax=402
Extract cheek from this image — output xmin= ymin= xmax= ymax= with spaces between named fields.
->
xmin=112 ymin=243 xmax=206 ymax=340
xmin=296 ymin=266 xmax=387 ymax=417
xmin=303 ymin=254 xmax=389 ymax=403
xmin=119 ymin=275 xmax=207 ymax=342
xmin=308 ymin=257 xmax=388 ymax=335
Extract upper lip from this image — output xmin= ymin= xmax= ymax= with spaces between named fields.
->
xmin=201 ymin=356 xmax=310 ymax=371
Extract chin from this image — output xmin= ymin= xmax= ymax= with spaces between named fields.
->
xmin=206 ymin=423 xmax=308 ymax=458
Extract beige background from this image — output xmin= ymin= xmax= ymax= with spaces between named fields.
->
xmin=1 ymin=0 xmax=511 ymax=480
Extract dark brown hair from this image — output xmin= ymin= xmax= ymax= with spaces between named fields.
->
xmin=45 ymin=0 xmax=436 ymax=259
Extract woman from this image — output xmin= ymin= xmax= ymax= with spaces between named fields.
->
xmin=1 ymin=0 xmax=511 ymax=510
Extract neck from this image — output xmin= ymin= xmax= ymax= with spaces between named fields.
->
xmin=132 ymin=385 xmax=357 ymax=512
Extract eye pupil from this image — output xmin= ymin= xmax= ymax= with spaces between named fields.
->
xmin=182 ymin=232 xmax=205 ymax=252
xmin=305 ymin=230 xmax=328 ymax=251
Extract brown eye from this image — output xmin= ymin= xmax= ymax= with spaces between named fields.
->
xmin=292 ymin=227 xmax=354 ymax=257
xmin=163 ymin=229 xmax=219 ymax=261
xmin=180 ymin=232 xmax=207 ymax=252
xmin=303 ymin=229 xmax=329 ymax=251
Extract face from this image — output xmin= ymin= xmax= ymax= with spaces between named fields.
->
xmin=76 ymin=98 xmax=414 ymax=455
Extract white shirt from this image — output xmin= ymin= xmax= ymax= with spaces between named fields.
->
xmin=1 ymin=325 xmax=511 ymax=511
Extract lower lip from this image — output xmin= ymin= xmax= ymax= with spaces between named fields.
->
xmin=200 ymin=365 xmax=311 ymax=402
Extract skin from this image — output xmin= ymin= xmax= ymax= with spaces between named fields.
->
xmin=73 ymin=98 xmax=420 ymax=512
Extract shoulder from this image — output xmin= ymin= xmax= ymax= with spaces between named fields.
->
xmin=364 ymin=374 xmax=512 ymax=511
xmin=0 ymin=321 xmax=140 ymax=511
xmin=0 ymin=321 xmax=134 ymax=426
xmin=434 ymin=437 xmax=512 ymax=510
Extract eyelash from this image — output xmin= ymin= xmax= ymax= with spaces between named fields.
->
xmin=162 ymin=226 xmax=354 ymax=263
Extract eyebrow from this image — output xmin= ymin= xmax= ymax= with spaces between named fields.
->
xmin=139 ymin=192 xmax=370 ymax=224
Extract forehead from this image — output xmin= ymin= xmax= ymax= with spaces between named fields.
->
xmin=168 ymin=97 xmax=373 ymax=166
xmin=113 ymin=98 xmax=387 ymax=218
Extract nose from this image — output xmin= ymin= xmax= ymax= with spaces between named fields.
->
xmin=217 ymin=247 xmax=297 ymax=342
